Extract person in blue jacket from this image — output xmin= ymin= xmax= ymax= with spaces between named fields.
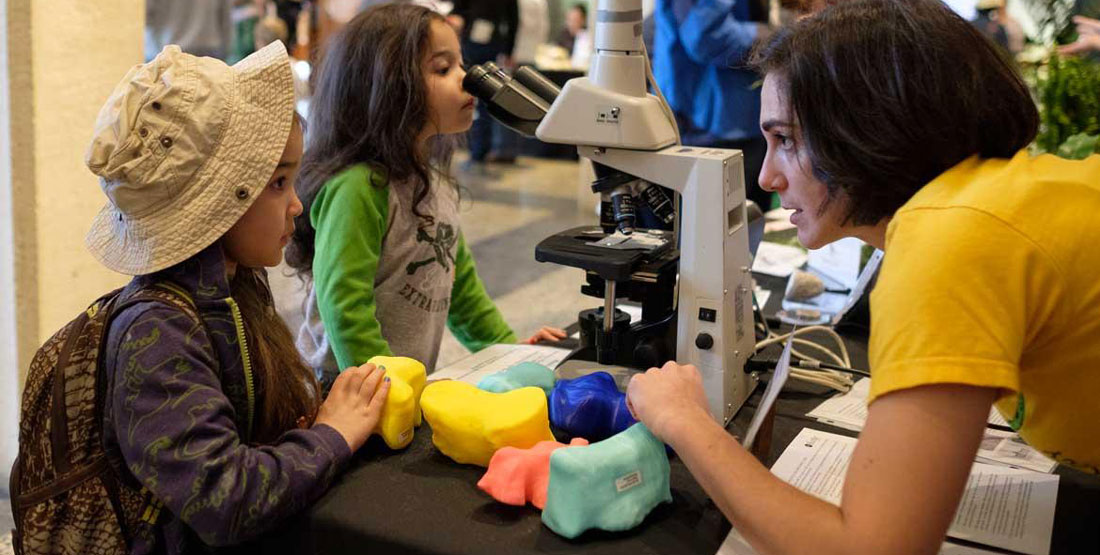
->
xmin=653 ymin=0 xmax=772 ymax=209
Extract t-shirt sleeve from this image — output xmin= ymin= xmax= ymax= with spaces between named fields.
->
xmin=867 ymin=207 xmax=1064 ymax=405
xmin=311 ymin=169 xmax=394 ymax=371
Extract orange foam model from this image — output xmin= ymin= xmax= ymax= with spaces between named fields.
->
xmin=477 ymin=438 xmax=590 ymax=509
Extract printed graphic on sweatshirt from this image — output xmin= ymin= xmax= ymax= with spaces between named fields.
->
xmin=395 ymin=221 xmax=458 ymax=314
xmin=405 ymin=223 xmax=458 ymax=276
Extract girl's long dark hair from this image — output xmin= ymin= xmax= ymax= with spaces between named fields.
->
xmin=286 ymin=3 xmax=457 ymax=277
xmin=232 ymin=268 xmax=321 ymax=444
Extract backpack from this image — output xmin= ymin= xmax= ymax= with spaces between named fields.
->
xmin=9 ymin=284 xmax=199 ymax=555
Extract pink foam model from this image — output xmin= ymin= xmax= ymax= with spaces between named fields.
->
xmin=477 ymin=437 xmax=590 ymax=509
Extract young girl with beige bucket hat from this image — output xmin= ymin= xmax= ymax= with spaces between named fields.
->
xmin=15 ymin=41 xmax=390 ymax=553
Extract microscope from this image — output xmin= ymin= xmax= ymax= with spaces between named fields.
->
xmin=463 ymin=0 xmax=757 ymax=424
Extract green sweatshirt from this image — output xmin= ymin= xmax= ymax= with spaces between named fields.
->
xmin=297 ymin=164 xmax=517 ymax=376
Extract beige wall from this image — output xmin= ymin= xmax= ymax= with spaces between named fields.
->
xmin=19 ymin=1 xmax=142 ymax=380
xmin=3 ymin=0 xmax=143 ymax=479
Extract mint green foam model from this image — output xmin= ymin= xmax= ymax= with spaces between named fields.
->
xmin=541 ymin=422 xmax=672 ymax=538
xmin=476 ymin=362 xmax=556 ymax=396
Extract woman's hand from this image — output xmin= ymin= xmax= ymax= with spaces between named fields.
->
xmin=523 ymin=326 xmax=568 ymax=345
xmin=314 ymin=363 xmax=391 ymax=452
xmin=626 ymin=361 xmax=712 ymax=441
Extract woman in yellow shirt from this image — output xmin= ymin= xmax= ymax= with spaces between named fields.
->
xmin=626 ymin=0 xmax=1100 ymax=553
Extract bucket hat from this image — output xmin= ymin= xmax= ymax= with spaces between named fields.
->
xmin=85 ymin=41 xmax=295 ymax=275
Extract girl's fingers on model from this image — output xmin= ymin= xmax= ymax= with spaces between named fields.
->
xmin=367 ymin=379 xmax=390 ymax=415
xmin=357 ymin=365 xmax=386 ymax=401
xmin=339 ymin=366 xmax=368 ymax=396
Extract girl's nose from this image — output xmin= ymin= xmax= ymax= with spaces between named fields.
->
xmin=289 ymin=189 xmax=304 ymax=218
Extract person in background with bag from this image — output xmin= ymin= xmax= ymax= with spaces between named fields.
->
xmin=450 ymin=0 xmax=520 ymax=172
xmin=11 ymin=41 xmax=389 ymax=554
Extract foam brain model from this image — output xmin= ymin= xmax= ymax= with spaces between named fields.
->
xmin=477 ymin=437 xmax=590 ymax=509
xmin=549 ymin=371 xmax=637 ymax=442
xmin=420 ymin=380 xmax=555 ymax=466
xmin=368 ymin=356 xmax=427 ymax=449
xmin=541 ymin=422 xmax=672 ymax=539
xmin=476 ymin=362 xmax=556 ymax=396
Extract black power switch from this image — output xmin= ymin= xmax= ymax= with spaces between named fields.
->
xmin=698 ymin=307 xmax=717 ymax=322
xmin=695 ymin=333 xmax=714 ymax=350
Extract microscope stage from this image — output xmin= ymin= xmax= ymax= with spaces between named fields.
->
xmin=535 ymin=226 xmax=675 ymax=282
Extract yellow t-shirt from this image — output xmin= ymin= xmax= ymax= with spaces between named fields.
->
xmin=869 ymin=150 xmax=1100 ymax=474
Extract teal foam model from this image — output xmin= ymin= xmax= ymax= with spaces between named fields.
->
xmin=541 ymin=422 xmax=672 ymax=538
xmin=476 ymin=362 xmax=556 ymax=396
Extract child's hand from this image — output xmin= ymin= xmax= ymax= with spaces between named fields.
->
xmin=314 ymin=363 xmax=391 ymax=452
xmin=523 ymin=326 xmax=568 ymax=345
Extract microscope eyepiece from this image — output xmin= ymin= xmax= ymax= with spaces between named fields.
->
xmin=463 ymin=63 xmax=508 ymax=101
xmin=460 ymin=62 xmax=554 ymax=137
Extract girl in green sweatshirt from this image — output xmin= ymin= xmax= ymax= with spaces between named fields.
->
xmin=287 ymin=4 xmax=563 ymax=381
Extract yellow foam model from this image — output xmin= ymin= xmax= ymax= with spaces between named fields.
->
xmin=368 ymin=356 xmax=427 ymax=449
xmin=420 ymin=381 xmax=555 ymax=466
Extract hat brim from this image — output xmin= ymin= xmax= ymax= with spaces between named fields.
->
xmin=85 ymin=42 xmax=295 ymax=276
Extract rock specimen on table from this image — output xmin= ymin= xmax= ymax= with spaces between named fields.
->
xmin=420 ymin=380 xmax=555 ymax=466
xmin=476 ymin=361 xmax=556 ymax=396
xmin=368 ymin=356 xmax=427 ymax=449
xmin=549 ymin=371 xmax=636 ymax=442
xmin=477 ymin=437 xmax=590 ymax=509
xmin=541 ymin=423 xmax=672 ymax=539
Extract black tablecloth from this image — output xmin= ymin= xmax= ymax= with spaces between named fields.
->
xmin=262 ymin=328 xmax=1100 ymax=554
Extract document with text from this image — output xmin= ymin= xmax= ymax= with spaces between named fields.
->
xmin=806 ymin=379 xmax=1054 ymax=472
xmin=718 ymin=526 xmax=1006 ymax=555
xmin=431 ymin=343 xmax=570 ymax=384
xmin=762 ymin=428 xmax=1059 ymax=555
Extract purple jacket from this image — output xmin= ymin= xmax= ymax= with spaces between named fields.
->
xmin=101 ymin=243 xmax=351 ymax=554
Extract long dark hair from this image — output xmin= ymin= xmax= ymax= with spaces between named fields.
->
xmin=286 ymin=3 xmax=456 ymax=277
xmin=750 ymin=0 xmax=1038 ymax=226
xmin=232 ymin=268 xmax=321 ymax=444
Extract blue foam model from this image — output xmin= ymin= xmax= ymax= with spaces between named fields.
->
xmin=548 ymin=371 xmax=636 ymax=442
xmin=476 ymin=362 xmax=556 ymax=396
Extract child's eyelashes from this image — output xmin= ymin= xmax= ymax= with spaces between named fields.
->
xmin=270 ymin=177 xmax=287 ymax=191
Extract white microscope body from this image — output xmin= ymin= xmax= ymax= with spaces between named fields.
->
xmin=535 ymin=0 xmax=758 ymax=424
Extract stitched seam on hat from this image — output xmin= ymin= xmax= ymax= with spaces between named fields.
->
xmin=124 ymin=53 xmax=202 ymax=219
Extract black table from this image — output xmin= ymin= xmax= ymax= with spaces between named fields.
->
xmin=262 ymin=328 xmax=1099 ymax=554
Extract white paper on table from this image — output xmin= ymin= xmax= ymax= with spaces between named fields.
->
xmin=717 ymin=526 xmax=1004 ymax=555
xmin=805 ymin=377 xmax=871 ymax=431
xmin=807 ymin=379 xmax=1022 ymax=433
xmin=753 ymin=287 xmax=772 ymax=310
xmin=768 ymin=429 xmax=1059 ymax=555
xmin=987 ymin=409 xmax=1011 ymax=428
xmin=752 ymin=242 xmax=808 ymax=278
xmin=763 ymin=208 xmax=797 ymax=234
xmin=976 ymin=429 xmax=1058 ymax=473
xmin=431 ymin=343 xmax=571 ymax=384
xmin=742 ymin=330 xmax=794 ymax=450
xmin=806 ymin=237 xmax=865 ymax=290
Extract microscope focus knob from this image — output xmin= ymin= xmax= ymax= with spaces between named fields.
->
xmin=695 ymin=333 xmax=714 ymax=350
